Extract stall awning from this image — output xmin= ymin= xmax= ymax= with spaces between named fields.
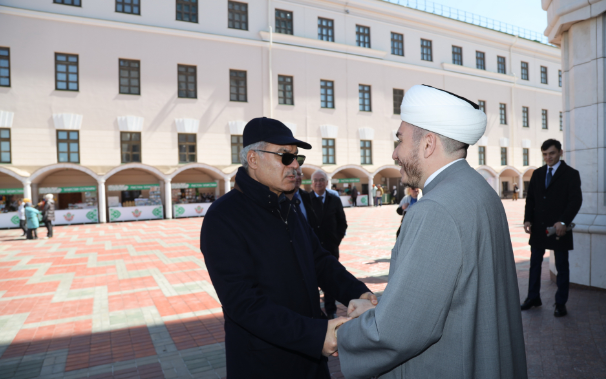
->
xmin=0 ymin=188 xmax=24 ymax=195
xmin=301 ymin=179 xmax=312 ymax=185
xmin=331 ymin=178 xmax=360 ymax=184
xmin=171 ymin=182 xmax=217 ymax=189
xmin=107 ymin=184 xmax=159 ymax=191
xmin=39 ymin=186 xmax=97 ymax=194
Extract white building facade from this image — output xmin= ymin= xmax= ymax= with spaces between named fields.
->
xmin=0 ymin=0 xmax=563 ymax=225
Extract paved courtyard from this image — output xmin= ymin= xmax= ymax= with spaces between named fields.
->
xmin=0 ymin=200 xmax=604 ymax=378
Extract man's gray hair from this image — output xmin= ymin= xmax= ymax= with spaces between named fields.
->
xmin=239 ymin=141 xmax=267 ymax=170
xmin=411 ymin=125 xmax=469 ymax=158
xmin=312 ymin=169 xmax=328 ymax=181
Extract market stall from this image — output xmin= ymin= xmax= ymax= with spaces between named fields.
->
xmin=171 ymin=182 xmax=216 ymax=218
xmin=38 ymin=186 xmax=99 ymax=225
xmin=107 ymin=184 xmax=163 ymax=222
xmin=338 ymin=194 xmax=369 ymax=207
xmin=330 ymin=178 xmax=368 ymax=207
xmin=0 ymin=188 xmax=24 ymax=229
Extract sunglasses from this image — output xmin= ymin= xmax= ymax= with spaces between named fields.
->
xmin=254 ymin=150 xmax=306 ymax=166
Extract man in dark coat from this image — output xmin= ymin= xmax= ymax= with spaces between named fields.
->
xmin=200 ymin=117 xmax=374 ymax=379
xmin=522 ymin=139 xmax=582 ymax=317
xmin=300 ymin=170 xmax=348 ymax=319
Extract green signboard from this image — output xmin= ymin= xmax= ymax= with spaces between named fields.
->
xmin=107 ymin=184 xmax=159 ymax=191
xmin=301 ymin=179 xmax=312 ymax=185
xmin=39 ymin=186 xmax=97 ymax=194
xmin=171 ymin=182 xmax=217 ymax=189
xmin=0 ymin=188 xmax=24 ymax=195
xmin=332 ymin=178 xmax=360 ymax=184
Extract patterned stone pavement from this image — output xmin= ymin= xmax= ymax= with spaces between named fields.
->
xmin=0 ymin=200 xmax=604 ymax=378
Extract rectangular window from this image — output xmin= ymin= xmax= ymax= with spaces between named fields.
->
xmin=230 ymin=70 xmax=247 ymax=102
xmin=176 ymin=0 xmax=198 ymax=23
xmin=360 ymin=140 xmax=372 ymax=165
xmin=501 ymin=147 xmax=507 ymax=166
xmin=499 ymin=103 xmax=507 ymax=124
xmin=178 ymin=133 xmax=196 ymax=163
xmin=359 ymin=85 xmax=371 ymax=112
xmin=318 ymin=18 xmax=334 ymax=42
xmin=497 ymin=56 xmax=506 ymax=74
xmin=320 ymin=80 xmax=334 ymax=109
xmin=57 ymin=130 xmax=80 ymax=163
xmin=322 ymin=138 xmax=335 ymax=164
xmin=391 ymin=32 xmax=404 ymax=56
xmin=421 ymin=39 xmax=432 ymax=61
xmin=541 ymin=66 xmax=548 ymax=84
xmin=478 ymin=146 xmax=485 ymax=166
xmin=356 ymin=25 xmax=371 ymax=48
xmin=393 ymin=89 xmax=404 ymax=114
xmin=522 ymin=106 xmax=529 ymax=127
xmin=521 ymin=62 xmax=529 ymax=80
xmin=55 ymin=53 xmax=78 ymax=91
xmin=0 ymin=47 xmax=10 ymax=87
xmin=231 ymin=135 xmax=243 ymax=164
xmin=275 ymin=9 xmax=293 ymax=35
xmin=560 ymin=111 xmax=563 ymax=131
xmin=559 ymin=70 xmax=562 ymax=87
xmin=476 ymin=51 xmax=485 ymax=70
xmin=54 ymin=0 xmax=81 ymax=6
xmin=452 ymin=46 xmax=462 ymax=66
xmin=523 ymin=148 xmax=529 ymax=166
xmin=228 ymin=1 xmax=248 ymax=30
xmin=278 ymin=75 xmax=294 ymax=105
xmin=478 ymin=100 xmax=486 ymax=113
xmin=116 ymin=0 xmax=140 ymax=14
xmin=178 ymin=64 xmax=196 ymax=98
xmin=121 ymin=132 xmax=141 ymax=163
xmin=542 ymin=109 xmax=548 ymax=129
xmin=0 ymin=129 xmax=11 ymax=163
xmin=119 ymin=59 xmax=140 ymax=95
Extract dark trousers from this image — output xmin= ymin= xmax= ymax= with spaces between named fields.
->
xmin=351 ymin=197 xmax=357 ymax=207
xmin=44 ymin=220 xmax=53 ymax=238
xmin=19 ymin=220 xmax=27 ymax=235
xmin=26 ymin=228 xmax=38 ymax=240
xmin=323 ymin=248 xmax=340 ymax=315
xmin=528 ymin=247 xmax=569 ymax=305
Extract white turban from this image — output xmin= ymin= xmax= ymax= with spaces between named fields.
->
xmin=400 ymin=84 xmax=487 ymax=145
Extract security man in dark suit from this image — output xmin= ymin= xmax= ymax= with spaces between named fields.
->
xmin=521 ymin=139 xmax=582 ymax=317
xmin=301 ymin=170 xmax=348 ymax=319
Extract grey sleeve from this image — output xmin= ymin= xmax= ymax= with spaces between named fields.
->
xmin=337 ymin=200 xmax=463 ymax=379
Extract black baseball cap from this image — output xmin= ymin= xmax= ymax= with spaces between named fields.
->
xmin=243 ymin=117 xmax=312 ymax=149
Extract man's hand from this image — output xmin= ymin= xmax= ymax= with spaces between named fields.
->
xmin=524 ymin=222 xmax=532 ymax=234
xmin=554 ymin=222 xmax=566 ymax=237
xmin=359 ymin=292 xmax=378 ymax=305
xmin=322 ymin=317 xmax=350 ymax=357
xmin=347 ymin=299 xmax=376 ymax=319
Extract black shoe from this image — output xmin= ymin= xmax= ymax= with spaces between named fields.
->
xmin=554 ymin=303 xmax=567 ymax=317
xmin=521 ymin=297 xmax=542 ymax=310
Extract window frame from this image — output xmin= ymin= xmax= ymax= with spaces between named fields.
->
xmin=53 ymin=0 xmax=81 ymax=6
xmin=521 ymin=61 xmax=529 ymax=80
xmin=542 ymin=109 xmax=548 ymax=129
xmin=391 ymin=32 xmax=404 ymax=56
xmin=501 ymin=147 xmax=507 ymax=166
xmin=475 ymin=51 xmax=485 ymax=70
xmin=176 ymin=0 xmax=198 ymax=23
xmin=118 ymin=58 xmax=141 ymax=95
xmin=421 ymin=39 xmax=432 ymax=61
xmin=55 ymin=52 xmax=79 ymax=92
xmin=56 ymin=130 xmax=80 ymax=164
xmin=559 ymin=70 xmax=562 ymax=87
xmin=356 ymin=25 xmax=371 ymax=48
xmin=317 ymin=17 xmax=334 ymax=42
xmin=560 ymin=111 xmax=563 ymax=131
xmin=278 ymin=75 xmax=294 ymax=105
xmin=229 ymin=69 xmax=247 ymax=102
xmin=231 ymin=134 xmax=243 ymax=164
xmin=178 ymin=64 xmax=197 ymax=99
xmin=0 ymin=47 xmax=10 ymax=87
xmin=0 ymin=128 xmax=11 ymax=164
xmin=522 ymin=106 xmax=529 ymax=128
xmin=178 ymin=133 xmax=197 ymax=163
xmin=360 ymin=140 xmax=372 ymax=165
xmin=497 ymin=56 xmax=506 ymax=74
xmin=541 ymin=66 xmax=548 ymax=84
xmin=275 ymin=9 xmax=293 ymax=35
xmin=499 ymin=103 xmax=507 ymax=125
xmin=393 ymin=88 xmax=404 ymax=115
xmin=452 ymin=45 xmax=462 ymax=66
xmin=322 ymin=138 xmax=336 ymax=165
xmin=523 ymin=148 xmax=529 ymax=166
xmin=228 ymin=1 xmax=248 ymax=31
xmin=478 ymin=146 xmax=485 ymax=166
xmin=116 ymin=0 xmax=140 ymax=15
xmin=358 ymin=84 xmax=372 ymax=112
xmin=478 ymin=100 xmax=486 ymax=113
xmin=320 ymin=79 xmax=334 ymax=109
xmin=120 ymin=131 xmax=142 ymax=163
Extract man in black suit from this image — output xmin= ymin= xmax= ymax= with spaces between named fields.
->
xmin=521 ymin=139 xmax=582 ymax=317
xmin=301 ymin=170 xmax=348 ymax=319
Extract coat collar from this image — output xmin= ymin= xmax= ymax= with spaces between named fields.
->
xmin=234 ymin=167 xmax=281 ymax=210
xmin=422 ymin=160 xmax=469 ymax=196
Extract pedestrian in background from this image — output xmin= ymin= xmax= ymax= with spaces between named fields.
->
xmin=376 ymin=184 xmax=384 ymax=207
xmin=17 ymin=198 xmax=27 ymax=237
xmin=391 ymin=186 xmax=398 ymax=204
xmin=42 ymin=194 xmax=55 ymax=238
xmin=24 ymin=200 xmax=41 ymax=240
xmin=396 ymin=187 xmax=422 ymax=238
xmin=351 ymin=185 xmax=358 ymax=207
xmin=512 ymin=183 xmax=519 ymax=201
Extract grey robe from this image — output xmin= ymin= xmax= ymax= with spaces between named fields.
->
xmin=338 ymin=160 xmax=527 ymax=379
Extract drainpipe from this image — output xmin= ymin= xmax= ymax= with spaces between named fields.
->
xmin=509 ymin=35 xmax=519 ymax=168
xmin=268 ymin=1 xmax=273 ymax=118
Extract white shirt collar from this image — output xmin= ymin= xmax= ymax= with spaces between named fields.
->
xmin=424 ymin=159 xmax=465 ymax=188
xmin=548 ymin=160 xmax=561 ymax=175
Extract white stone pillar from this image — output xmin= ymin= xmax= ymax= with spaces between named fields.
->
xmin=164 ymin=179 xmax=172 ymax=219
xmin=518 ymin=174 xmax=524 ymax=199
xmin=214 ymin=179 xmax=220 ymax=198
xmin=32 ymin=184 xmax=39 ymax=204
xmin=23 ymin=180 xmax=31 ymax=200
xmin=225 ymin=177 xmax=232 ymax=194
xmin=98 ymin=179 xmax=106 ymax=223
xmin=368 ymin=175 xmax=374 ymax=206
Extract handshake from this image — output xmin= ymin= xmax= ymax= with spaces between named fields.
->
xmin=322 ymin=292 xmax=378 ymax=357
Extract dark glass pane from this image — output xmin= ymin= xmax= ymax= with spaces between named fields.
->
xmin=121 ymin=133 xmax=130 ymax=141
xmin=132 ymin=154 xmax=140 ymax=162
xmin=131 ymin=144 xmax=140 ymax=153
xmin=70 ymin=142 xmax=79 ymax=152
xmin=179 ymin=154 xmax=187 ymax=162
xmin=178 ymin=134 xmax=186 ymax=143
xmin=70 ymin=153 xmax=79 ymax=162
xmin=0 ymin=129 xmax=8 ymax=138
xmin=132 ymin=133 xmax=140 ymax=141
xmin=188 ymin=145 xmax=195 ymax=153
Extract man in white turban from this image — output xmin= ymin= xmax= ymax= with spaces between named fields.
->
xmin=336 ymin=85 xmax=527 ymax=378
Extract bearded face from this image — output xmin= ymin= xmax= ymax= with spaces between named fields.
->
xmin=393 ymin=122 xmax=424 ymax=189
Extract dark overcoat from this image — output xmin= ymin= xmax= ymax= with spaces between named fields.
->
xmin=300 ymin=190 xmax=347 ymax=254
xmin=200 ymin=167 xmax=369 ymax=379
xmin=524 ymin=160 xmax=582 ymax=250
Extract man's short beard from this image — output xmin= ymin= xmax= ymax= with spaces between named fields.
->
xmin=400 ymin=149 xmax=423 ymax=188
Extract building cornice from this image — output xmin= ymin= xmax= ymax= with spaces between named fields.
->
xmin=543 ymin=0 xmax=606 ymax=45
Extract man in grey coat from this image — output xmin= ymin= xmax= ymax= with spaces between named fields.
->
xmin=337 ymin=85 xmax=527 ymax=379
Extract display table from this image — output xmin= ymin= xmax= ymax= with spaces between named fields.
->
xmin=54 ymin=208 xmax=99 ymax=226
xmin=0 ymin=212 xmax=20 ymax=229
xmin=339 ymin=195 xmax=368 ymax=207
xmin=109 ymin=205 xmax=163 ymax=222
xmin=173 ymin=203 xmax=212 ymax=218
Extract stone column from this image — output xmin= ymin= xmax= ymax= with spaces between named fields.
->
xmin=164 ymin=179 xmax=172 ymax=219
xmin=544 ymin=1 xmax=606 ymax=289
xmin=23 ymin=180 xmax=31 ymax=200
xmin=224 ymin=177 xmax=232 ymax=195
xmin=518 ymin=173 xmax=524 ymax=199
xmin=368 ymin=175 xmax=374 ymax=206
xmin=31 ymin=184 xmax=39 ymax=204
xmin=214 ymin=179 xmax=220 ymax=198
xmin=98 ymin=179 xmax=106 ymax=223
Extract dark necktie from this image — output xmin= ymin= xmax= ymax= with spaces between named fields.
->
xmin=313 ymin=195 xmax=324 ymax=219
xmin=545 ymin=167 xmax=553 ymax=188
